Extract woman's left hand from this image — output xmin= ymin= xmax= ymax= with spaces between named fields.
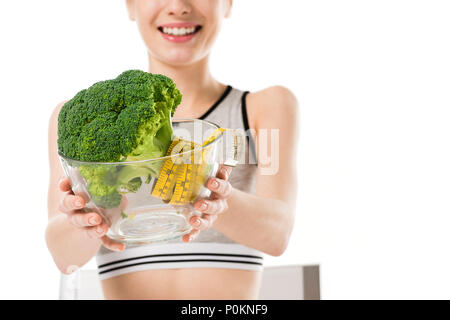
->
xmin=182 ymin=164 xmax=233 ymax=242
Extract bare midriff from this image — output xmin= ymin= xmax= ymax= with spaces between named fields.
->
xmin=101 ymin=268 xmax=262 ymax=300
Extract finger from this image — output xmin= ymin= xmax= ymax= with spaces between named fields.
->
xmin=100 ymin=236 xmax=126 ymax=252
xmin=59 ymin=194 xmax=85 ymax=213
xmin=59 ymin=177 xmax=72 ymax=193
xmin=85 ymin=223 xmax=109 ymax=239
xmin=75 ymin=191 xmax=91 ymax=203
xmin=72 ymin=207 xmax=106 ymax=218
xmin=69 ymin=212 xmax=102 ymax=228
xmin=189 ymin=214 xmax=218 ymax=231
xmin=119 ymin=195 xmax=128 ymax=210
xmin=216 ymin=164 xmax=232 ymax=181
xmin=182 ymin=228 xmax=200 ymax=242
xmin=193 ymin=198 xmax=227 ymax=215
xmin=206 ymin=177 xmax=233 ymax=199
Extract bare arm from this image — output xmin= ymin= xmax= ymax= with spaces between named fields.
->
xmin=46 ymin=102 xmax=124 ymax=274
xmin=213 ymin=86 xmax=299 ymax=256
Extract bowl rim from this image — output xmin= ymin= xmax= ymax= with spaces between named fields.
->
xmin=58 ymin=118 xmax=224 ymax=165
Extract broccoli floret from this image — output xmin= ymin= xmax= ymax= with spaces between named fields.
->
xmin=120 ymin=177 xmax=142 ymax=194
xmin=58 ymin=70 xmax=182 ymax=208
xmin=78 ymin=166 xmax=123 ymax=209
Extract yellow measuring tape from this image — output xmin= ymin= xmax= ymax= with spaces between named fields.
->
xmin=151 ymin=128 xmax=226 ymax=205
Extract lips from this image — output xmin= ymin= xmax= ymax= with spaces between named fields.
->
xmin=157 ymin=22 xmax=202 ymax=43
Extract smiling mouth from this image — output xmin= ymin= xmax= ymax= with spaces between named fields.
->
xmin=157 ymin=25 xmax=202 ymax=37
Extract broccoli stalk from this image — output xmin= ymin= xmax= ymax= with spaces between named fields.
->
xmin=58 ymin=70 xmax=182 ymax=209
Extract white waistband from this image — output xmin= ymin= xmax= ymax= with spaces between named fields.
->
xmin=96 ymin=242 xmax=264 ymax=280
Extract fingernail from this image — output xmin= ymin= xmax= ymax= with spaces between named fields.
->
xmin=188 ymin=236 xmax=193 ymax=242
xmin=75 ymin=200 xmax=83 ymax=208
xmin=89 ymin=216 xmax=99 ymax=225
xmin=200 ymin=202 xmax=208 ymax=211
xmin=211 ymin=180 xmax=219 ymax=189
xmin=96 ymin=226 xmax=103 ymax=234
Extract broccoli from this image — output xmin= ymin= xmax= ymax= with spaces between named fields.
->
xmin=78 ymin=165 xmax=123 ymax=209
xmin=58 ymin=70 xmax=182 ymax=208
xmin=121 ymin=177 xmax=142 ymax=193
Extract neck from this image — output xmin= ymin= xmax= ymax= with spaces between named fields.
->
xmin=148 ymin=55 xmax=226 ymax=118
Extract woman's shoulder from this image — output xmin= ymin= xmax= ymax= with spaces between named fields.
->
xmin=248 ymin=85 xmax=297 ymax=103
xmin=49 ymin=100 xmax=68 ymax=128
xmin=245 ymin=85 xmax=299 ymax=129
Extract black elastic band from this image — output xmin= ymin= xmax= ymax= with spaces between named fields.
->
xmin=199 ymin=85 xmax=232 ymax=120
xmin=241 ymin=91 xmax=258 ymax=162
xmin=241 ymin=91 xmax=251 ymax=132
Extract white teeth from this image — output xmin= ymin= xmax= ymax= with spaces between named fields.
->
xmin=161 ymin=26 xmax=197 ymax=36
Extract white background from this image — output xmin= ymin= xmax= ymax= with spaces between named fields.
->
xmin=0 ymin=0 xmax=449 ymax=299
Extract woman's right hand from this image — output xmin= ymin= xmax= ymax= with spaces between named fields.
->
xmin=58 ymin=177 xmax=125 ymax=252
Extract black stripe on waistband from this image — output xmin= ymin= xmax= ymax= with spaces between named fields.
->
xmin=98 ymin=252 xmax=263 ymax=269
xmin=99 ymin=259 xmax=263 ymax=275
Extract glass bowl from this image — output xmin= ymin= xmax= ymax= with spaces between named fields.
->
xmin=59 ymin=119 xmax=243 ymax=245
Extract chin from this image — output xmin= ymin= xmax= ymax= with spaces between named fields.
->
xmin=152 ymin=47 xmax=205 ymax=67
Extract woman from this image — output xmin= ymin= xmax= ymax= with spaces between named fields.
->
xmin=47 ymin=0 xmax=298 ymax=300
